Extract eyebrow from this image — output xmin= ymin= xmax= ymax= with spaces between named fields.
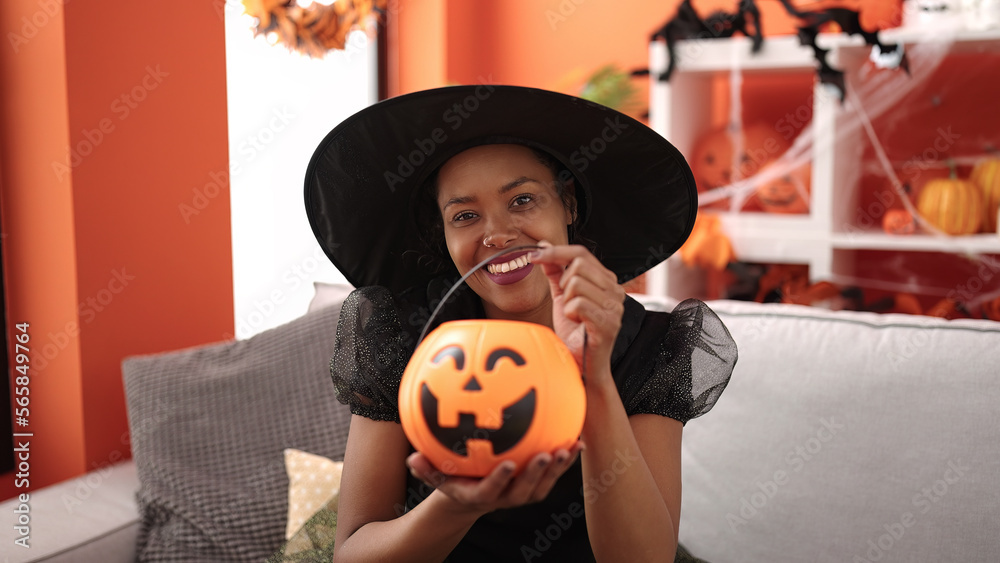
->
xmin=442 ymin=176 xmax=537 ymax=212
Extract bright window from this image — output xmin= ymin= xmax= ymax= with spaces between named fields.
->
xmin=223 ymin=1 xmax=377 ymax=338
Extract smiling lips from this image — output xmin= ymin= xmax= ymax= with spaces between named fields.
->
xmin=486 ymin=253 xmax=532 ymax=274
xmin=483 ymin=251 xmax=534 ymax=285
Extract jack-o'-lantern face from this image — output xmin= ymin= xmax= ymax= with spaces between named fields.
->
xmin=757 ymin=162 xmax=811 ymax=214
xmin=420 ymin=344 xmax=536 ymax=457
xmin=691 ymin=123 xmax=791 ymax=210
xmin=399 ymin=320 xmax=585 ymax=477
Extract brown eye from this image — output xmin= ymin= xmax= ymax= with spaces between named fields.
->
xmin=511 ymin=194 xmax=534 ymax=207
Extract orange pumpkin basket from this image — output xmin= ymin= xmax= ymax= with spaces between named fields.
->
xmin=399 ymin=320 xmax=585 ymax=477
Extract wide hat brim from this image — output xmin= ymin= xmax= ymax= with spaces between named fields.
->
xmin=305 ymin=85 xmax=697 ymax=295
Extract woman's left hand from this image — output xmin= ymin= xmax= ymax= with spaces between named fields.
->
xmin=529 ymin=241 xmax=625 ymax=382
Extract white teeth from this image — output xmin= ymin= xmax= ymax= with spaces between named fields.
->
xmin=487 ymin=254 xmax=532 ymax=275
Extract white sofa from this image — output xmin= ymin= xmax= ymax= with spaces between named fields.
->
xmin=3 ymin=295 xmax=999 ymax=562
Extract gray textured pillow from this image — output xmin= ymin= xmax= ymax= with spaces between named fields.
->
xmin=308 ymin=281 xmax=353 ymax=313
xmin=122 ymin=302 xmax=351 ymax=562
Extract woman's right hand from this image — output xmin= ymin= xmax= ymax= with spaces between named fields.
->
xmin=405 ymin=442 xmax=584 ymax=516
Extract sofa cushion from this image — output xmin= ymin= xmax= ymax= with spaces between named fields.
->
xmin=122 ymin=302 xmax=351 ymax=562
xmin=307 ymin=281 xmax=353 ymax=313
xmin=283 ymin=448 xmax=342 ymax=540
xmin=0 ymin=461 xmax=140 ymax=563
xmin=676 ymin=300 xmax=1000 ymax=562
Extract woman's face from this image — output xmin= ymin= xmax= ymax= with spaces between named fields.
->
xmin=436 ymin=144 xmax=574 ymax=320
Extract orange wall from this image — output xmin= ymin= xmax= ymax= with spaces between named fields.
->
xmin=394 ymin=0 xmax=448 ymax=93
xmin=395 ymin=0 xmax=672 ymax=95
xmin=393 ymin=0 xmax=902 ymax=97
xmin=1 ymin=0 xmax=233 ymax=499
xmin=0 ymin=0 xmax=83 ymax=501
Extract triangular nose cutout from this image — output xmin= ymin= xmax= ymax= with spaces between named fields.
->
xmin=463 ymin=376 xmax=482 ymax=391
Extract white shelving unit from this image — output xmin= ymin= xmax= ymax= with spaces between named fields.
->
xmin=645 ymin=28 xmax=1000 ymax=300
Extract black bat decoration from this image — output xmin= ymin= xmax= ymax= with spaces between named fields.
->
xmin=775 ymin=0 xmax=909 ymax=102
xmin=635 ymin=1 xmax=910 ymax=103
xmin=638 ymin=0 xmax=764 ymax=82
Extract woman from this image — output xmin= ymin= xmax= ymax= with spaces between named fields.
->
xmin=304 ymin=85 xmax=736 ymax=562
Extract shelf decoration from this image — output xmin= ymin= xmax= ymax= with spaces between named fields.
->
xmin=915 ymin=161 xmax=983 ymax=235
xmin=242 ymin=0 xmax=386 ymax=58
xmin=881 ymin=208 xmax=916 ymax=234
xmin=892 ymin=292 xmax=923 ymax=315
xmin=649 ymin=13 xmax=1000 ymax=320
xmin=778 ymin=1 xmax=908 ymax=101
xmin=984 ymin=295 xmax=1000 ymax=321
xmin=906 ymin=0 xmax=1000 ymax=31
xmin=753 ymin=264 xmax=846 ymax=308
xmin=970 ymin=155 xmax=1000 ymax=233
xmin=690 ymin=123 xmax=790 ymax=211
xmin=647 ymin=0 xmax=764 ymax=82
xmin=578 ymin=64 xmax=643 ymax=118
xmin=746 ymin=264 xmax=987 ymax=319
xmin=678 ymin=213 xmax=735 ymax=272
xmin=755 ymin=160 xmax=811 ymax=214
xmin=924 ymin=297 xmax=966 ymax=319
xmin=644 ymin=0 xmax=907 ymax=100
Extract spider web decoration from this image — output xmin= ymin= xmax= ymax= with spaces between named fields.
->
xmin=242 ymin=0 xmax=387 ymax=58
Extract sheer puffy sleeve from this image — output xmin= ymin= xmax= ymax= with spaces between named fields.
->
xmin=330 ymin=286 xmax=414 ymax=423
xmin=619 ymin=299 xmax=737 ymax=424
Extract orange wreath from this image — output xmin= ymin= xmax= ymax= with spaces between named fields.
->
xmin=242 ymin=0 xmax=387 ymax=57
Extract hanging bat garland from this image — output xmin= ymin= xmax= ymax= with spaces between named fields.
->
xmin=639 ymin=0 xmax=909 ymax=101
xmin=638 ymin=0 xmax=764 ymax=82
xmin=775 ymin=0 xmax=909 ymax=101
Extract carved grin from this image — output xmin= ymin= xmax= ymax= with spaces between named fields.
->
xmin=420 ymin=384 xmax=536 ymax=456
xmin=760 ymin=194 xmax=799 ymax=206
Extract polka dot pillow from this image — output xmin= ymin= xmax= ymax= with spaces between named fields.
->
xmin=283 ymin=448 xmax=343 ymax=539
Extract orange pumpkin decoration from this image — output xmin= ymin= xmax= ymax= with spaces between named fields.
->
xmin=399 ymin=320 xmax=585 ymax=477
xmin=756 ymin=161 xmax=811 ymax=214
xmin=882 ymin=209 xmax=916 ymax=235
xmin=691 ymin=123 xmax=790 ymax=210
xmin=926 ymin=298 xmax=963 ymax=319
xmin=916 ymin=174 xmax=982 ymax=235
xmin=892 ymin=292 xmax=922 ymax=315
xmin=970 ymin=158 xmax=1000 ymax=233
xmin=982 ymin=296 xmax=1000 ymax=322
xmin=678 ymin=212 xmax=735 ymax=271
xmin=754 ymin=264 xmax=809 ymax=303
xmin=781 ymin=280 xmax=841 ymax=307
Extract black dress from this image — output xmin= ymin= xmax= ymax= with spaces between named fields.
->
xmin=331 ymin=281 xmax=737 ymax=562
